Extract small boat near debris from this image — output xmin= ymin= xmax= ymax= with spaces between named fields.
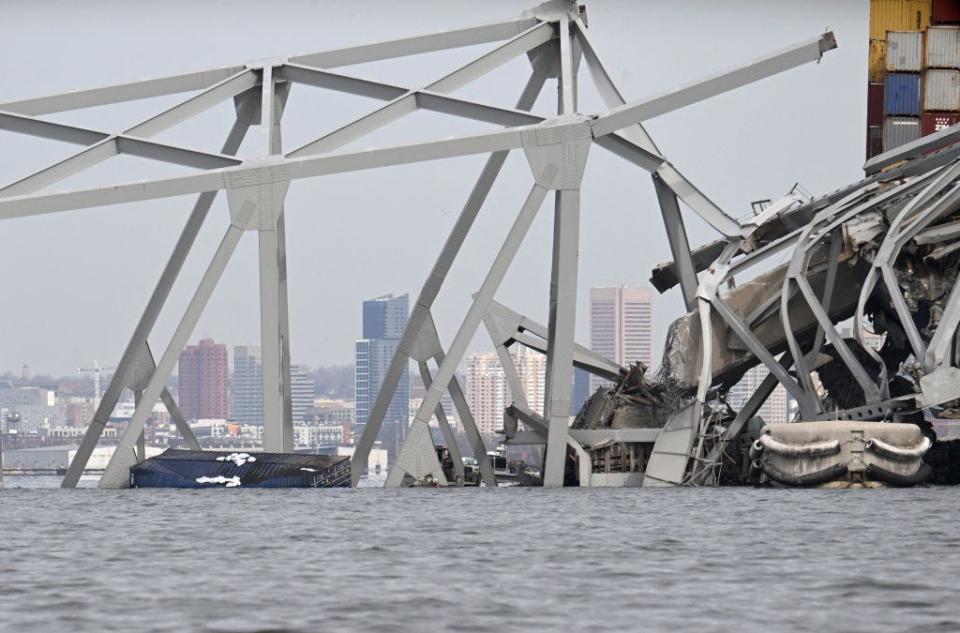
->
xmin=751 ymin=421 xmax=932 ymax=488
xmin=130 ymin=449 xmax=351 ymax=488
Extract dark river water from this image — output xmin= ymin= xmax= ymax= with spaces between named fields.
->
xmin=0 ymin=476 xmax=957 ymax=632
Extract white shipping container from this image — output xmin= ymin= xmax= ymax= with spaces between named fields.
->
xmin=886 ymin=31 xmax=923 ymax=71
xmin=883 ymin=116 xmax=920 ymax=150
xmin=924 ymin=69 xmax=960 ymax=111
xmin=926 ymin=26 xmax=960 ymax=69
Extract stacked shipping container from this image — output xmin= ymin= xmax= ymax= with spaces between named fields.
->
xmin=868 ymin=0 xmax=960 ymax=158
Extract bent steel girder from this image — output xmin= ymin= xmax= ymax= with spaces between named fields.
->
xmin=0 ymin=1 xmax=844 ymax=489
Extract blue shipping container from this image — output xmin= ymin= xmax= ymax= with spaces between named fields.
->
xmin=884 ymin=73 xmax=921 ymax=115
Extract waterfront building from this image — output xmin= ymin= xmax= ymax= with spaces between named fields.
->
xmin=290 ymin=365 xmax=315 ymax=424
xmin=232 ymin=346 xmax=263 ymax=426
xmin=178 ymin=338 xmax=229 ymax=422
xmin=355 ymin=294 xmax=409 ymax=455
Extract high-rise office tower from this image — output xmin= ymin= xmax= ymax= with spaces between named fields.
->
xmin=355 ymin=294 xmax=409 ymax=455
xmin=178 ymin=338 xmax=229 ymax=421
xmin=232 ymin=346 xmax=263 ymax=426
xmin=290 ymin=365 xmax=315 ymax=424
xmin=589 ymin=286 xmax=654 ymax=391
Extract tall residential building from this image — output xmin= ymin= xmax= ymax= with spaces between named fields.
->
xmin=464 ymin=347 xmax=547 ymax=436
xmin=232 ymin=346 xmax=263 ymax=426
xmin=178 ymin=338 xmax=228 ymax=421
xmin=290 ymin=365 xmax=315 ymax=424
xmin=589 ymin=286 xmax=654 ymax=390
xmin=465 ymin=352 xmax=506 ymax=436
xmin=355 ymin=294 xmax=409 ymax=453
xmin=726 ymin=364 xmax=789 ymax=425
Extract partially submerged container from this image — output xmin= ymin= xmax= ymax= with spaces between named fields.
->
xmin=884 ymin=116 xmax=921 ymax=148
xmin=752 ymin=421 xmax=932 ymax=488
xmin=886 ymin=30 xmax=924 ymax=71
xmin=885 ymin=72 xmax=922 ymax=114
xmin=926 ymin=26 xmax=960 ymax=67
xmin=130 ymin=449 xmax=351 ymax=488
xmin=924 ymin=68 xmax=960 ymax=110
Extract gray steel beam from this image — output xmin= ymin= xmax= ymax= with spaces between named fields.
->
xmin=542 ymin=189 xmax=580 ymax=487
xmin=437 ymin=349 xmax=495 ymax=487
xmin=0 ymin=122 xmax=530 ymax=220
xmin=558 ymin=18 xmax=575 ymax=115
xmin=0 ymin=111 xmax=107 ymax=145
xmin=0 ymin=72 xmax=255 ymax=197
xmin=289 ymin=16 xmax=540 ymax=68
xmin=927 ymin=274 xmax=960 ymax=370
xmin=653 ymin=173 xmax=697 ymax=311
xmin=288 ymin=21 xmax=554 ymax=158
xmin=418 ymin=361 xmax=464 ymax=483
xmin=99 ymin=221 xmax=246 ymax=488
xmin=1 ymin=14 xmax=536 ymax=116
xmin=572 ymin=16 xmax=659 ymax=154
xmin=0 ymin=67 xmax=248 ymax=115
xmin=282 ymin=64 xmax=545 ymax=129
xmin=159 ymin=387 xmax=201 ymax=450
xmin=591 ymin=32 xmax=837 ymax=138
xmin=125 ymin=70 xmax=259 ymax=137
xmin=348 ymin=73 xmax=546 ymax=485
xmin=805 ymin=229 xmax=842 ymax=365
xmin=279 ymin=63 xmax=407 ymax=100
xmin=62 ymin=119 xmax=249 ymax=487
xmin=710 ymin=294 xmax=815 ymax=415
xmin=655 ymin=162 xmax=743 ymax=237
xmin=540 ymin=23 xmax=581 ymax=488
xmin=258 ymin=65 xmax=293 ymax=453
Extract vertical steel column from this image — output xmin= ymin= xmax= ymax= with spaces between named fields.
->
xmin=541 ymin=18 xmax=581 ymax=487
xmin=350 ymin=73 xmax=546 ymax=485
xmin=258 ymin=65 xmax=293 ymax=452
xmin=62 ymin=119 xmax=250 ymax=487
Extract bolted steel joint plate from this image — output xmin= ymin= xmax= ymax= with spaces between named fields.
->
xmin=522 ymin=115 xmax=592 ymax=190
xmin=225 ymin=158 xmax=291 ymax=230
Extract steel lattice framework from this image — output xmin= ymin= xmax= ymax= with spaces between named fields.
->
xmin=0 ymin=1 xmax=845 ymax=488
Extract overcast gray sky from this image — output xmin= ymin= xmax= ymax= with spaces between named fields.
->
xmin=0 ymin=0 xmax=868 ymax=377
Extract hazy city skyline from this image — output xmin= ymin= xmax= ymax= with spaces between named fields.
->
xmin=0 ymin=1 xmax=868 ymax=376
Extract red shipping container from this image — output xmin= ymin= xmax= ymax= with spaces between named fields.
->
xmin=868 ymin=83 xmax=885 ymax=126
xmin=921 ymin=112 xmax=960 ymax=135
xmin=933 ymin=0 xmax=960 ymax=24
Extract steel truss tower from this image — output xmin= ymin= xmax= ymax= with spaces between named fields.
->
xmin=0 ymin=1 xmax=838 ymax=488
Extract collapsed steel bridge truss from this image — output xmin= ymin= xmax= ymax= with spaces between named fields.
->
xmin=0 ymin=1 xmax=842 ymax=488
